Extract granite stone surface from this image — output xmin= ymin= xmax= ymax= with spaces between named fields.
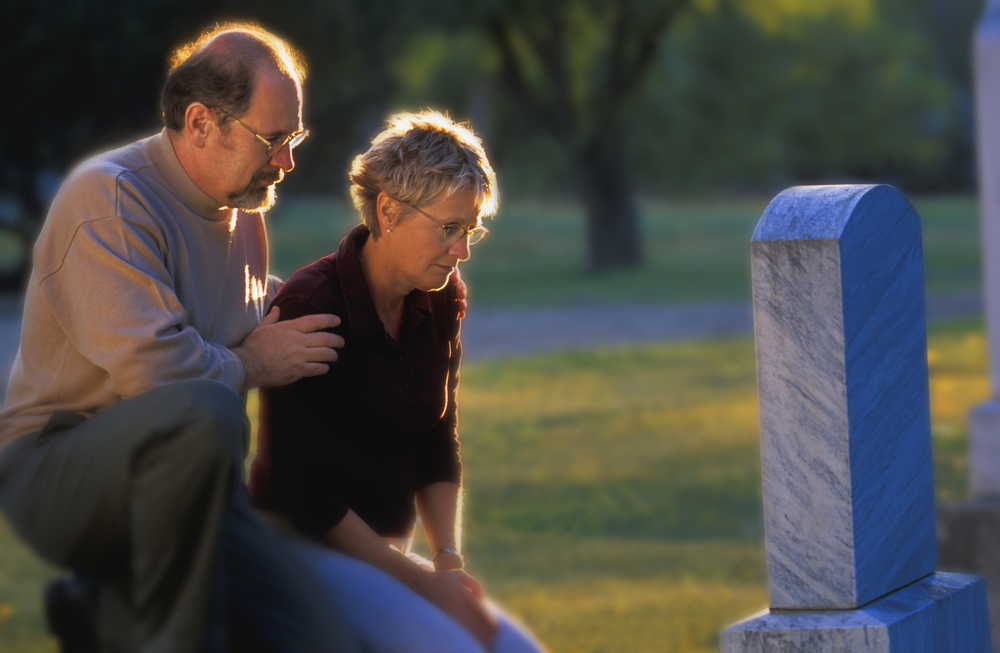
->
xmin=972 ymin=0 xmax=1000 ymax=506
xmin=752 ymin=185 xmax=936 ymax=610
xmin=976 ymin=0 xmax=1000 ymax=396
xmin=720 ymin=572 xmax=991 ymax=653
xmin=970 ymin=400 xmax=1000 ymax=497
xmin=938 ymin=496 xmax=1000 ymax=652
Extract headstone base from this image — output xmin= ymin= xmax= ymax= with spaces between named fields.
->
xmin=720 ymin=572 xmax=990 ymax=653
xmin=970 ymin=400 xmax=1000 ymax=496
xmin=938 ymin=496 xmax=1000 ymax=652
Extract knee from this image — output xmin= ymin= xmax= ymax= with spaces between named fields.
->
xmin=151 ymin=379 xmax=247 ymax=471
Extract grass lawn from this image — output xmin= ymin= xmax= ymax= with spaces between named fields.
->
xmin=264 ymin=194 xmax=981 ymax=307
xmin=0 ymin=318 xmax=988 ymax=653
xmin=0 ymin=193 xmax=985 ymax=649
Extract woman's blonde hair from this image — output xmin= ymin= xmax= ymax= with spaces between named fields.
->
xmin=349 ymin=111 xmax=498 ymax=238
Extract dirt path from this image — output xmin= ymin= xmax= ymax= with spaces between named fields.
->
xmin=0 ymin=291 xmax=984 ymax=403
xmin=458 ymin=291 xmax=982 ymax=361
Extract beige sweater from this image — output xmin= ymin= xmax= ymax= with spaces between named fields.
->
xmin=0 ymin=130 xmax=274 ymax=448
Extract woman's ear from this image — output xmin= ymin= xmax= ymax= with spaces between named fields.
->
xmin=375 ymin=191 xmax=397 ymax=234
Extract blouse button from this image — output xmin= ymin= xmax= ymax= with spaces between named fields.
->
xmin=405 ymin=381 xmax=412 ymax=389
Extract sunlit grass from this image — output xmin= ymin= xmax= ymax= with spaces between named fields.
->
xmin=0 ymin=517 xmax=58 ymax=653
xmin=0 ymin=194 xmax=980 ymax=306
xmin=495 ymin=577 xmax=767 ymax=653
xmin=0 ymin=321 xmax=989 ymax=652
xmin=263 ymin=195 xmax=979 ymax=308
xmin=266 ymin=194 xmax=770 ymax=306
xmin=927 ymin=318 xmax=990 ymax=502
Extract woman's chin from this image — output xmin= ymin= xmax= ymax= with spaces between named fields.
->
xmin=422 ymin=266 xmax=454 ymax=291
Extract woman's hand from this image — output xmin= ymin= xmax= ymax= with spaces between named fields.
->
xmin=324 ymin=511 xmax=495 ymax=646
xmin=453 ymin=267 xmax=468 ymax=319
xmin=416 ymin=569 xmax=496 ymax=647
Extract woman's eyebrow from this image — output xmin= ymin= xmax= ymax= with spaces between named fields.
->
xmin=443 ymin=214 xmax=481 ymax=225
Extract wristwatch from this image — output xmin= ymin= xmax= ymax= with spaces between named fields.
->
xmin=433 ymin=547 xmax=464 ymax=568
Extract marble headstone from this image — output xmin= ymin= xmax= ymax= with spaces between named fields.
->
xmin=975 ymin=0 xmax=1000 ymax=409
xmin=721 ymin=572 xmax=990 ymax=653
xmin=969 ymin=0 xmax=1000 ymax=498
xmin=752 ymin=185 xmax=936 ymax=609
xmin=934 ymin=4 xmax=1000 ymax=651
xmin=723 ymin=184 xmax=992 ymax=653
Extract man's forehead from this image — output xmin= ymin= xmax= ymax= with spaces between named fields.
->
xmin=247 ymin=66 xmax=302 ymax=133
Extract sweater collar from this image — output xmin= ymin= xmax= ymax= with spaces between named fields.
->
xmin=146 ymin=128 xmax=232 ymax=222
xmin=337 ymin=224 xmax=433 ymax=339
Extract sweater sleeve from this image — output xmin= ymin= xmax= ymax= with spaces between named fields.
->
xmin=37 ymin=216 xmax=245 ymax=397
xmin=266 ymin=274 xmax=283 ymax=305
xmin=414 ymin=281 xmax=463 ymax=488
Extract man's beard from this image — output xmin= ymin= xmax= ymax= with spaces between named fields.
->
xmin=228 ymin=168 xmax=282 ymax=213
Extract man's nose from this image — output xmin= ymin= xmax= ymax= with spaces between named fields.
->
xmin=270 ymin=144 xmax=295 ymax=172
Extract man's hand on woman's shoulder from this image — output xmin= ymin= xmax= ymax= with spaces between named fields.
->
xmin=233 ymin=306 xmax=345 ymax=390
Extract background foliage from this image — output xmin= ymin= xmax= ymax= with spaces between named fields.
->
xmin=0 ymin=314 xmax=987 ymax=652
xmin=0 ymin=0 xmax=987 ymax=275
xmin=0 ymin=3 xmax=992 ymax=648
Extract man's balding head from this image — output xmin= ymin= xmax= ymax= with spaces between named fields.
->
xmin=161 ymin=23 xmax=306 ymax=132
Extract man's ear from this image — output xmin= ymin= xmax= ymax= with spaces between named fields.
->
xmin=184 ymin=102 xmax=214 ymax=149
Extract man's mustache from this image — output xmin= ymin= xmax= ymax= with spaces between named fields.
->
xmin=254 ymin=169 xmax=283 ymax=186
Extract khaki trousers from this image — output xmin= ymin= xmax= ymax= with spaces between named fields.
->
xmin=0 ymin=379 xmax=361 ymax=653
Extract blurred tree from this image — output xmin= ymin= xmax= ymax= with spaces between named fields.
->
xmin=223 ymin=0 xmax=437 ymax=194
xmin=2 ymin=0 xmax=984 ymax=285
xmin=475 ymin=0 xmax=694 ymax=271
xmin=876 ymin=0 xmax=982 ymax=190
xmin=0 ymin=0 xmax=426 ymax=287
xmin=740 ymin=0 xmax=874 ymax=32
xmin=0 ymin=0 xmax=221 ymax=289
xmin=627 ymin=0 xmax=962 ymax=194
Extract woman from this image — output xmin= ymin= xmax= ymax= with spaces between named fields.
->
xmin=250 ymin=111 xmax=545 ymax=653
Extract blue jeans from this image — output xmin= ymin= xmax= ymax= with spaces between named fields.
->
xmin=286 ymin=535 xmax=547 ymax=653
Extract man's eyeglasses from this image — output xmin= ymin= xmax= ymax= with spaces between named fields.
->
xmin=216 ymin=109 xmax=309 ymax=157
xmin=397 ymin=200 xmax=488 ymax=246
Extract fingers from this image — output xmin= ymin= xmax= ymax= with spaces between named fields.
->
xmin=301 ymin=331 xmax=345 ymax=351
xmin=454 ymin=268 xmax=468 ymax=300
xmin=457 ymin=571 xmax=484 ymax=599
xmin=259 ymin=305 xmax=281 ymax=327
xmin=299 ymin=362 xmax=331 ymax=378
xmin=236 ymin=309 xmax=346 ymax=389
xmin=453 ymin=269 xmax=469 ymax=319
xmin=460 ymin=593 xmax=498 ymax=647
xmin=442 ymin=572 xmax=495 ymax=643
xmin=420 ymin=571 xmax=498 ymax=648
xmin=303 ymin=345 xmax=339 ymax=364
xmin=288 ymin=313 xmax=341 ymax=332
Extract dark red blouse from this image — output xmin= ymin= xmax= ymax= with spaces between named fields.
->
xmin=249 ymin=224 xmax=463 ymax=538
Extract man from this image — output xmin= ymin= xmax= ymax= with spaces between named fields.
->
xmin=0 ymin=24 xmax=359 ymax=652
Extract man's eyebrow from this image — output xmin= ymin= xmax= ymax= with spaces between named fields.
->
xmin=264 ymin=124 xmax=302 ymax=140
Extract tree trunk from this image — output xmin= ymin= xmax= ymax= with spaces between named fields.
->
xmin=577 ymin=138 xmax=643 ymax=271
